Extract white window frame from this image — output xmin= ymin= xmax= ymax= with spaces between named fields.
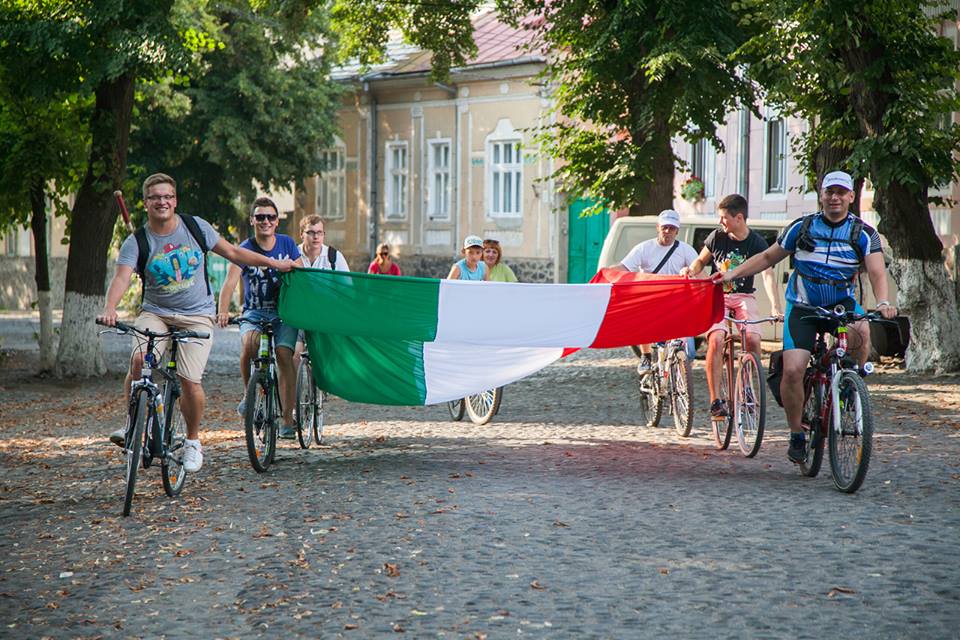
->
xmin=385 ymin=141 xmax=409 ymax=220
xmin=317 ymin=146 xmax=346 ymax=220
xmin=690 ymin=138 xmax=716 ymax=199
xmin=427 ymin=138 xmax=452 ymax=221
xmin=486 ymin=119 xmax=523 ymax=219
xmin=764 ymin=113 xmax=787 ymax=196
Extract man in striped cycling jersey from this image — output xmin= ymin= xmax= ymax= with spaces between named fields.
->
xmin=713 ymin=171 xmax=898 ymax=464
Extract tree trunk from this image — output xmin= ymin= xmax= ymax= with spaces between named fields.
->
xmin=55 ymin=73 xmax=135 ymax=378
xmin=875 ymin=182 xmax=960 ymax=374
xmin=629 ymin=128 xmax=674 ymax=216
xmin=29 ymin=178 xmax=55 ymax=372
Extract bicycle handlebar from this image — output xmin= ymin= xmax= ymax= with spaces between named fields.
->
xmin=227 ymin=315 xmax=280 ymax=331
xmin=95 ymin=318 xmax=210 ymax=340
xmin=794 ymin=304 xmax=886 ymax=324
xmin=727 ymin=315 xmax=783 ymax=325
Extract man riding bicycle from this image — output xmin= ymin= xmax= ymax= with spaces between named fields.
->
xmin=99 ymin=174 xmax=296 ymax=472
xmin=217 ymin=197 xmax=301 ymax=440
xmin=713 ymin=171 xmax=898 ymax=463
xmin=680 ymin=194 xmax=782 ymax=420
xmin=612 ymin=209 xmax=699 ymax=373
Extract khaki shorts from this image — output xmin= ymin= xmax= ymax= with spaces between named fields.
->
xmin=132 ymin=312 xmax=215 ymax=383
xmin=707 ymin=293 xmax=762 ymax=337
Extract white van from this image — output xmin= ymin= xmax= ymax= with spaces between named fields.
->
xmin=597 ymin=214 xmax=906 ymax=352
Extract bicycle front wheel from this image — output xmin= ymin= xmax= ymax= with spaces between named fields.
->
xmin=123 ymin=392 xmax=149 ymax=517
xmin=295 ymin=358 xmax=315 ymax=449
xmin=161 ymin=385 xmax=187 ymax=497
xmin=799 ymin=375 xmax=825 ymax=478
xmin=669 ymin=351 xmax=693 ymax=437
xmin=466 ymin=388 xmax=500 ymax=425
xmin=711 ymin=352 xmax=733 ymax=450
xmin=734 ymin=353 xmax=766 ymax=457
xmin=829 ymin=371 xmax=873 ymax=493
xmin=312 ymin=390 xmax=326 ymax=445
xmin=244 ymin=373 xmax=277 ymax=472
xmin=637 ymin=369 xmax=662 ymax=428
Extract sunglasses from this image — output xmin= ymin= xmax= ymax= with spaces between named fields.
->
xmin=379 ymin=251 xmax=389 ymax=256
xmin=254 ymin=213 xmax=278 ymax=222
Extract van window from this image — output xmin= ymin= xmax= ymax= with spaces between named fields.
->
xmin=692 ymin=227 xmax=716 ymax=252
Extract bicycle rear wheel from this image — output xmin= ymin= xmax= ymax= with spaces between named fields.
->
xmin=711 ymin=352 xmax=733 ymax=450
xmin=466 ymin=388 xmax=500 ymax=425
xmin=295 ymin=358 xmax=316 ymax=449
xmin=161 ymin=384 xmax=187 ymax=497
xmin=669 ymin=351 xmax=693 ymax=437
xmin=244 ymin=373 xmax=277 ymax=472
xmin=447 ymin=398 xmax=465 ymax=421
xmin=637 ymin=367 xmax=662 ymax=427
xmin=829 ymin=371 xmax=873 ymax=493
xmin=799 ymin=375 xmax=825 ymax=477
xmin=734 ymin=353 xmax=766 ymax=457
xmin=123 ymin=392 xmax=149 ymax=517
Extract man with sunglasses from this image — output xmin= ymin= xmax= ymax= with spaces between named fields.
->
xmin=217 ymin=197 xmax=302 ymax=439
xmin=99 ymin=175 xmax=297 ymax=473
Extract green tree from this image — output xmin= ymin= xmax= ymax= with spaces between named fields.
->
xmin=0 ymin=0 xmax=217 ymax=376
xmin=129 ymin=3 xmax=341 ymax=235
xmin=0 ymin=67 xmax=88 ymax=371
xmin=739 ymin=0 xmax=960 ymax=372
xmin=497 ymin=0 xmax=757 ymax=214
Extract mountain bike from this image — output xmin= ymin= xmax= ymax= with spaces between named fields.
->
xmin=295 ymin=348 xmax=325 ymax=448
xmin=447 ymin=387 xmax=503 ymax=425
xmin=796 ymin=305 xmax=884 ymax=493
xmin=710 ymin=315 xmax=781 ymax=456
xmin=230 ymin=316 xmax=282 ymax=472
xmin=97 ymin=319 xmax=209 ymax=517
xmin=636 ymin=338 xmax=693 ymax=436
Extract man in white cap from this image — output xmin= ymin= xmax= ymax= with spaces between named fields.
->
xmin=681 ymin=194 xmax=782 ymax=420
xmin=713 ymin=171 xmax=897 ymax=465
xmin=614 ymin=209 xmax=698 ymax=373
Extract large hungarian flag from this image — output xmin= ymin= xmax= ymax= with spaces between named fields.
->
xmin=279 ymin=269 xmax=722 ymax=405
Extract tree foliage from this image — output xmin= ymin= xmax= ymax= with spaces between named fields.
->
xmin=497 ymin=0 xmax=758 ymax=212
xmin=129 ymin=1 xmax=342 ymax=236
xmin=738 ymin=0 xmax=960 ymax=257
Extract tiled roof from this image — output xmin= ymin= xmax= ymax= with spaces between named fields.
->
xmin=334 ymin=10 xmax=541 ymax=80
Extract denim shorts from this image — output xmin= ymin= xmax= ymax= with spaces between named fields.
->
xmin=239 ymin=308 xmax=298 ymax=351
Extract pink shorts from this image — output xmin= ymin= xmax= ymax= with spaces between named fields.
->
xmin=707 ymin=293 xmax=762 ymax=337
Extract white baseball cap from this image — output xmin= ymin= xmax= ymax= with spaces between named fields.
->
xmin=822 ymin=171 xmax=854 ymax=191
xmin=657 ymin=209 xmax=681 ymax=228
xmin=462 ymin=235 xmax=483 ymax=249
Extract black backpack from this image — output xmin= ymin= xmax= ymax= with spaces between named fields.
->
xmin=795 ymin=213 xmax=866 ymax=287
xmin=134 ymin=214 xmax=211 ymax=298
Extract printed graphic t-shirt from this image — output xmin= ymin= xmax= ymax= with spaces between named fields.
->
xmin=239 ymin=235 xmax=300 ymax=311
xmin=117 ymin=215 xmax=221 ymax=316
xmin=704 ymin=228 xmax=769 ymax=294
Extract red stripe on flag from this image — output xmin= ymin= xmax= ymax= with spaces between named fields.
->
xmin=587 ymin=272 xmax=723 ymax=348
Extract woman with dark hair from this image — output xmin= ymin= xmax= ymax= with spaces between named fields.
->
xmin=482 ymin=239 xmax=518 ymax=282
xmin=368 ymin=242 xmax=401 ymax=276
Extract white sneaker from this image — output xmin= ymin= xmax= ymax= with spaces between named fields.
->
xmin=182 ymin=440 xmax=203 ymax=473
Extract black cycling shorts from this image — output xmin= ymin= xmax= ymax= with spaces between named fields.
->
xmin=784 ymin=297 xmax=862 ymax=352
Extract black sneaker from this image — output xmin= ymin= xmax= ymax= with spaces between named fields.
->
xmin=709 ymin=399 xmax=728 ymax=418
xmin=787 ymin=433 xmax=807 ymax=463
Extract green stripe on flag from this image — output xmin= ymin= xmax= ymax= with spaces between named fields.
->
xmin=304 ymin=332 xmax=428 ymax=405
xmin=280 ymin=270 xmax=441 ymax=340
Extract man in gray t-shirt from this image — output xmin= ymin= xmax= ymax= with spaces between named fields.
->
xmin=99 ymin=173 xmax=297 ymax=474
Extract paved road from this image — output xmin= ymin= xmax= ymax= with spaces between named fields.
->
xmin=1 ymin=314 xmax=958 ymax=638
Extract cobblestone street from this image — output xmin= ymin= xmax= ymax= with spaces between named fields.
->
xmin=1 ymin=316 xmax=958 ymax=638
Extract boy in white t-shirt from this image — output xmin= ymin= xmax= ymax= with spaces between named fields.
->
xmin=612 ymin=209 xmax=698 ymax=372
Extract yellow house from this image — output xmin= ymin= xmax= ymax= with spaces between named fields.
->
xmin=294 ymin=11 xmax=564 ymax=281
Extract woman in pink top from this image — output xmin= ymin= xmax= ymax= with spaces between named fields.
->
xmin=368 ymin=242 xmax=401 ymax=276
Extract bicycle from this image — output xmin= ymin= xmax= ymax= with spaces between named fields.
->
xmin=795 ymin=305 xmax=883 ymax=493
xmin=294 ymin=347 xmax=325 ymax=448
xmin=447 ymin=387 xmax=503 ymax=425
xmin=97 ymin=319 xmax=209 ymax=517
xmin=710 ymin=314 xmax=781 ymax=457
xmin=636 ymin=338 xmax=694 ymax=437
xmin=230 ymin=316 xmax=282 ymax=472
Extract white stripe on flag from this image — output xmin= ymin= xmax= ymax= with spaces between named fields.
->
xmin=422 ymin=343 xmax=564 ymax=405
xmin=434 ymin=280 xmax=612 ymax=347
